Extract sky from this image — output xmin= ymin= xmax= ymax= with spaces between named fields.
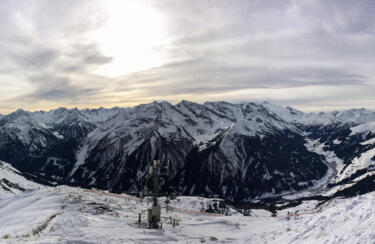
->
xmin=0 ymin=0 xmax=374 ymax=113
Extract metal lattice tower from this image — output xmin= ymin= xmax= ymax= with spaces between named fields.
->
xmin=147 ymin=154 xmax=170 ymax=229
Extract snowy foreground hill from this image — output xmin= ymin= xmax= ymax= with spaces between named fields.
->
xmin=0 ymin=160 xmax=375 ymax=243
xmin=1 ymin=182 xmax=375 ymax=243
xmin=0 ymin=161 xmax=42 ymax=198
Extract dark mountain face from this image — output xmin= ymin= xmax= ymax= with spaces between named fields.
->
xmin=0 ymin=101 xmax=375 ymax=201
xmin=0 ymin=109 xmax=96 ymax=183
xmin=75 ymin=131 xmax=194 ymax=192
xmin=0 ymin=126 xmax=81 ymax=183
xmin=172 ymin=131 xmax=327 ymax=200
xmin=306 ymin=122 xmax=364 ymax=163
xmin=69 ymin=128 xmax=327 ymax=200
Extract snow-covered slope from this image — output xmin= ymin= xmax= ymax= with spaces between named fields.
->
xmin=1 ymin=186 xmax=375 ymax=243
xmin=0 ymin=161 xmax=41 ymax=198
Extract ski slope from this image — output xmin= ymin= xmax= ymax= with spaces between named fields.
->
xmin=1 ymin=186 xmax=375 ymax=243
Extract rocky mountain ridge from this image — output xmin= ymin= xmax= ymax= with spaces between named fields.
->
xmin=0 ymin=101 xmax=375 ymax=201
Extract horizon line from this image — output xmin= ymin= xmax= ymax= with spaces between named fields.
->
xmin=1 ymin=100 xmax=373 ymax=116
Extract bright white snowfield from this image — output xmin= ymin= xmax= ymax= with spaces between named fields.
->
xmin=1 ymin=182 xmax=375 ymax=244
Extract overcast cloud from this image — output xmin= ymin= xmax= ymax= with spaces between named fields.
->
xmin=0 ymin=0 xmax=374 ymax=113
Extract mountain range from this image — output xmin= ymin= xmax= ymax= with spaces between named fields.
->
xmin=0 ymin=101 xmax=375 ymax=201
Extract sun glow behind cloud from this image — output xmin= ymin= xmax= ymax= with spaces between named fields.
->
xmin=0 ymin=0 xmax=375 ymax=114
xmin=93 ymin=0 xmax=170 ymax=77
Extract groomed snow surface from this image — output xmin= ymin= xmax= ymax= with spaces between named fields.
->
xmin=1 ymin=186 xmax=375 ymax=243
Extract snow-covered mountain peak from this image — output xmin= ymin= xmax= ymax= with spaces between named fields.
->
xmin=2 ymin=100 xmax=375 ymax=202
xmin=0 ymin=108 xmax=46 ymax=130
xmin=80 ymin=107 xmax=123 ymax=123
xmin=33 ymin=107 xmax=88 ymax=126
xmin=3 ymin=101 xmax=375 ymax=129
xmin=2 ymin=108 xmax=32 ymax=121
xmin=335 ymin=108 xmax=375 ymax=124
xmin=2 ymin=101 xmax=375 ymax=149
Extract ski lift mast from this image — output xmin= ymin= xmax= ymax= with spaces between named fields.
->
xmin=146 ymin=154 xmax=170 ymax=229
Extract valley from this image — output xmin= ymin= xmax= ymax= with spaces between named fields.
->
xmin=1 ymin=101 xmax=375 ymax=243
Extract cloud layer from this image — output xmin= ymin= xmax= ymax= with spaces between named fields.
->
xmin=0 ymin=0 xmax=374 ymax=113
